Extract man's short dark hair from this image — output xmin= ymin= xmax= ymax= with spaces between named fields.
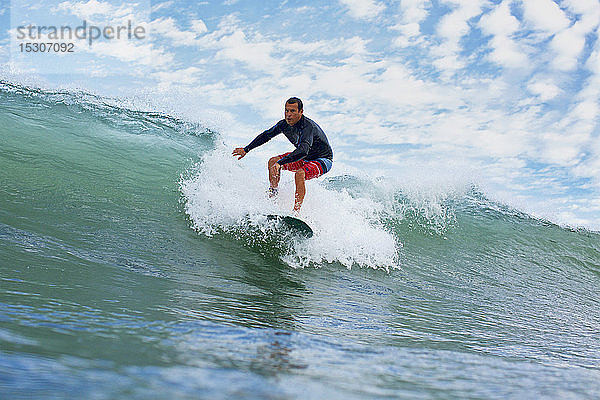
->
xmin=286 ymin=97 xmax=303 ymax=111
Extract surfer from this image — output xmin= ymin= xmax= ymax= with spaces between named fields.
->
xmin=233 ymin=97 xmax=333 ymax=213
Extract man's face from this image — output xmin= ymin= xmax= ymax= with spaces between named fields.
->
xmin=285 ymin=102 xmax=302 ymax=126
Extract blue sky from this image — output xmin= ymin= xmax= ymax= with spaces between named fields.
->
xmin=1 ymin=0 xmax=599 ymax=230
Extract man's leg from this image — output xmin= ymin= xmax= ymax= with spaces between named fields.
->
xmin=268 ymin=156 xmax=282 ymax=193
xmin=293 ymin=169 xmax=306 ymax=212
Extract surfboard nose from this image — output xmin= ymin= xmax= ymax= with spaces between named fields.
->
xmin=266 ymin=214 xmax=313 ymax=238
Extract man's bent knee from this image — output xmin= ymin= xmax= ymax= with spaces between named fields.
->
xmin=268 ymin=156 xmax=281 ymax=167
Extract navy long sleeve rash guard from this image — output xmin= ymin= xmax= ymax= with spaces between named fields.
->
xmin=243 ymin=115 xmax=333 ymax=166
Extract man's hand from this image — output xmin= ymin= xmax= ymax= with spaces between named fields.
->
xmin=232 ymin=147 xmax=247 ymax=160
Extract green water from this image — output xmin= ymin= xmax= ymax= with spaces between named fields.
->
xmin=1 ymin=83 xmax=600 ymax=399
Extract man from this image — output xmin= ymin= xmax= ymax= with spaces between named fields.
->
xmin=232 ymin=97 xmax=333 ymax=213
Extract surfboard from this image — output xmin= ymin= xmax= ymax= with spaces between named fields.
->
xmin=266 ymin=214 xmax=313 ymax=238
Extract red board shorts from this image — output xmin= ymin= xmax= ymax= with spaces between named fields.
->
xmin=277 ymin=152 xmax=332 ymax=181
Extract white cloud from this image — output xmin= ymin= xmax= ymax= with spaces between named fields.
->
xmin=214 ymin=30 xmax=277 ymax=72
xmin=573 ymin=143 xmax=600 ymax=186
xmin=392 ymin=0 xmax=431 ymax=47
xmin=550 ymin=21 xmax=588 ymax=71
xmin=437 ymin=0 xmax=481 ymax=41
xmin=564 ymin=0 xmax=600 ymax=34
xmin=400 ymin=0 xmax=429 ymax=22
xmin=432 ymin=0 xmax=483 ymax=74
xmin=151 ymin=17 xmax=201 ymax=46
xmin=190 ymin=19 xmax=208 ymax=35
xmin=479 ymin=2 xmax=528 ymax=68
xmin=520 ymin=0 xmax=570 ymax=35
xmin=291 ymin=6 xmax=314 ymax=13
xmin=57 ymin=0 xmax=113 ymax=19
xmin=151 ymin=1 xmax=173 ymax=13
xmin=277 ymin=36 xmax=369 ymax=56
xmin=571 ymin=101 xmax=599 ymax=121
xmin=56 ymin=0 xmax=144 ymax=23
xmin=585 ymin=29 xmax=600 ymax=75
xmin=84 ymin=38 xmax=170 ymax=67
xmin=537 ymin=131 xmax=588 ymax=165
xmin=565 ymin=0 xmax=600 ymax=14
xmin=0 ymin=38 xmax=9 ymax=61
xmin=479 ymin=1 xmax=519 ymax=36
xmin=192 ymin=15 xmax=371 ymax=77
xmin=339 ymin=0 xmax=386 ymax=20
xmin=152 ymin=66 xmax=202 ymax=89
xmin=557 ymin=26 xmax=600 ymax=139
xmin=488 ymin=35 xmax=528 ymax=68
xmin=548 ymin=0 xmax=600 ymax=72
xmin=527 ymin=79 xmax=560 ymax=101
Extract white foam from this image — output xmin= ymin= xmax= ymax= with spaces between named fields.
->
xmin=180 ymin=146 xmax=401 ymax=270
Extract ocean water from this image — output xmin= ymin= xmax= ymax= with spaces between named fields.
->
xmin=1 ymin=81 xmax=600 ymax=399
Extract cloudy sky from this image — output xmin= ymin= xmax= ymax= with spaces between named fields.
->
xmin=1 ymin=0 xmax=599 ymax=229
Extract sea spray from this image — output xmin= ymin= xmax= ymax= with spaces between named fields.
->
xmin=180 ymin=146 xmax=402 ymax=270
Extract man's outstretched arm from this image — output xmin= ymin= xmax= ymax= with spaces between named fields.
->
xmin=238 ymin=120 xmax=285 ymax=158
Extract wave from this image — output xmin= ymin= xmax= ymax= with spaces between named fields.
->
xmin=2 ymin=80 xmax=598 ymax=275
xmin=179 ymin=145 xmax=599 ymax=272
